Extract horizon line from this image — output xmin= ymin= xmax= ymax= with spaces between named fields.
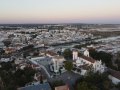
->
xmin=0 ymin=23 xmax=120 ymax=25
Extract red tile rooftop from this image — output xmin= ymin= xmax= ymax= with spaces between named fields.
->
xmin=80 ymin=55 xmax=96 ymax=63
xmin=55 ymin=84 xmax=69 ymax=90
xmin=108 ymin=69 xmax=120 ymax=80
xmin=73 ymin=50 xmax=78 ymax=52
xmin=41 ymin=50 xmax=57 ymax=56
xmin=5 ymin=48 xmax=14 ymax=51
xmin=32 ymin=64 xmax=39 ymax=67
xmin=25 ymin=64 xmax=31 ymax=67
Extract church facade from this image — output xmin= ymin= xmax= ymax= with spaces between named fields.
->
xmin=72 ymin=50 xmax=106 ymax=75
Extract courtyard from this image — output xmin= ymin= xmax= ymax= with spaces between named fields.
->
xmin=48 ymin=71 xmax=81 ymax=90
xmin=35 ymin=56 xmax=81 ymax=90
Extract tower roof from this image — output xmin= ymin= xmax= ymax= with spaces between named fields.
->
xmin=73 ymin=50 xmax=78 ymax=52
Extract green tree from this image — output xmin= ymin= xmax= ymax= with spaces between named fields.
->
xmin=117 ymin=51 xmax=120 ymax=57
xmin=77 ymin=81 xmax=97 ymax=90
xmin=33 ymin=52 xmax=39 ymax=56
xmin=77 ymin=69 xmax=81 ymax=73
xmin=86 ymin=66 xmax=94 ymax=76
xmin=64 ymin=61 xmax=73 ymax=71
xmin=89 ymin=83 xmax=97 ymax=90
xmin=2 ymin=41 xmax=11 ymax=47
xmin=89 ymin=50 xmax=113 ymax=68
xmin=98 ymin=51 xmax=113 ymax=67
xmin=89 ymin=49 xmax=98 ymax=59
xmin=59 ymin=68 xmax=61 ymax=75
xmin=74 ymin=45 xmax=82 ymax=49
xmin=57 ymin=51 xmax=61 ymax=55
xmin=31 ymin=34 xmax=37 ymax=39
xmin=73 ymin=76 xmax=84 ymax=89
xmin=115 ymin=59 xmax=120 ymax=70
xmin=16 ymin=77 xmax=26 ymax=87
xmin=3 ymin=84 xmax=16 ymax=90
xmin=77 ymin=81 xmax=90 ymax=90
xmin=103 ymin=81 xmax=110 ymax=90
xmin=116 ymin=82 xmax=120 ymax=90
xmin=49 ymin=80 xmax=65 ymax=90
xmin=24 ymin=67 xmax=36 ymax=77
xmin=23 ymin=52 xmax=30 ymax=58
xmin=0 ymin=49 xmax=5 ymax=54
xmin=22 ymin=44 xmax=34 ymax=51
xmin=14 ymin=69 xmax=24 ymax=78
xmin=1 ymin=62 xmax=12 ymax=71
xmin=63 ymin=49 xmax=72 ymax=59
xmin=78 ymin=52 xmax=83 ymax=57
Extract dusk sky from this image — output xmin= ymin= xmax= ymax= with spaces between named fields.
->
xmin=0 ymin=0 xmax=120 ymax=24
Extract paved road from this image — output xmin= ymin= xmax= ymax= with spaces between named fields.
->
xmin=48 ymin=71 xmax=81 ymax=90
xmin=41 ymin=67 xmax=50 ymax=80
xmin=40 ymin=62 xmax=81 ymax=90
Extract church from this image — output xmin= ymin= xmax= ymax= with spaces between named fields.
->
xmin=72 ymin=50 xmax=106 ymax=75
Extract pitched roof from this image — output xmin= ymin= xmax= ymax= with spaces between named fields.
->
xmin=5 ymin=48 xmax=14 ymax=51
xmin=73 ymin=50 xmax=78 ymax=52
xmin=78 ymin=64 xmax=90 ymax=70
xmin=32 ymin=64 xmax=39 ymax=67
xmin=41 ymin=50 xmax=57 ymax=56
xmin=55 ymin=84 xmax=69 ymax=90
xmin=25 ymin=64 xmax=31 ymax=67
xmin=109 ymin=69 xmax=120 ymax=80
xmin=80 ymin=55 xmax=96 ymax=63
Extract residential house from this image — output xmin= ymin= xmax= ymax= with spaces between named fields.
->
xmin=108 ymin=69 xmax=120 ymax=85
xmin=55 ymin=84 xmax=69 ymax=90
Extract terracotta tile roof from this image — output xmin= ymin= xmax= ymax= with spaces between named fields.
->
xmin=55 ymin=84 xmax=69 ymax=90
xmin=5 ymin=48 xmax=14 ymax=51
xmin=108 ymin=69 xmax=120 ymax=80
xmin=80 ymin=55 xmax=96 ymax=63
xmin=26 ymin=64 xmax=31 ymax=67
xmin=32 ymin=64 xmax=39 ymax=67
xmin=73 ymin=50 xmax=78 ymax=52
xmin=41 ymin=50 xmax=57 ymax=56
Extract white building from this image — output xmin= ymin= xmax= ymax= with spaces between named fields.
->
xmin=108 ymin=69 xmax=120 ymax=85
xmin=73 ymin=50 xmax=78 ymax=60
xmin=0 ymin=58 xmax=10 ymax=62
xmin=52 ymin=55 xmax=65 ymax=73
xmin=41 ymin=50 xmax=57 ymax=57
xmin=72 ymin=50 xmax=106 ymax=75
